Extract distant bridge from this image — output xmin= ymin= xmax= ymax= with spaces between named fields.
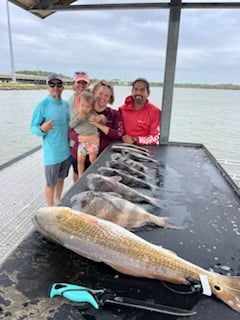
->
xmin=0 ymin=73 xmax=72 ymax=85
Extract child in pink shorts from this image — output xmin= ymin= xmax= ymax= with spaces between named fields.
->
xmin=69 ymin=91 xmax=105 ymax=178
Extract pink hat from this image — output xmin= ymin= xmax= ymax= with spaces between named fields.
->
xmin=73 ymin=72 xmax=90 ymax=84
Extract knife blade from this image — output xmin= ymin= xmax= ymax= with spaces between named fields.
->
xmin=102 ymin=295 xmax=197 ymax=316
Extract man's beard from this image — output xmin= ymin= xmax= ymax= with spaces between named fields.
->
xmin=134 ymin=95 xmax=143 ymax=104
xmin=52 ymin=93 xmax=61 ymax=100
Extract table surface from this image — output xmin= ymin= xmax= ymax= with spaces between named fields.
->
xmin=0 ymin=143 xmax=239 ymax=320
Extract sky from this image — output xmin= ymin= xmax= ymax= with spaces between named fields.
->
xmin=1 ymin=0 xmax=240 ymax=84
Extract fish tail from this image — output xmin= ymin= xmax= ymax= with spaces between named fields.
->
xmin=150 ymin=184 xmax=161 ymax=196
xmin=159 ymin=217 xmax=183 ymax=229
xmin=210 ymin=273 xmax=240 ymax=313
xmin=149 ymin=215 xmax=179 ymax=229
xmin=148 ymin=197 xmax=168 ymax=209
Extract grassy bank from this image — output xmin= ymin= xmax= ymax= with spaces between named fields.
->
xmin=0 ymin=82 xmax=239 ymax=91
xmin=0 ymin=83 xmax=46 ymax=90
xmin=0 ymin=82 xmax=72 ymax=90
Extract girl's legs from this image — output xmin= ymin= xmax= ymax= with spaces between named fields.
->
xmin=77 ymin=154 xmax=86 ymax=178
xmin=89 ymin=152 xmax=97 ymax=164
xmin=88 ymin=140 xmax=99 ymax=164
xmin=77 ymin=142 xmax=87 ymax=178
xmin=76 ymin=139 xmax=99 ymax=178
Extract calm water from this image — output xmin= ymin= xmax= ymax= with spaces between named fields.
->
xmin=0 ymin=87 xmax=239 ymax=182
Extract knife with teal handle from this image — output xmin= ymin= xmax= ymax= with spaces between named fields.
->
xmin=49 ymin=282 xmax=197 ymax=316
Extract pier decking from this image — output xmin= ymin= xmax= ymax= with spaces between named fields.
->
xmin=0 ymin=149 xmax=73 ymax=266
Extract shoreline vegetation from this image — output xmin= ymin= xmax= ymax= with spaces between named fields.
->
xmin=1 ymin=82 xmax=240 ymax=91
xmin=0 ymin=71 xmax=239 ymax=90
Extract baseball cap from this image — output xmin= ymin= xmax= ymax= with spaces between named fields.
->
xmin=47 ymin=73 xmax=63 ymax=83
xmin=73 ymin=71 xmax=90 ymax=84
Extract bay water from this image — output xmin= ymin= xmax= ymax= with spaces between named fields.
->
xmin=0 ymin=86 xmax=239 ymax=184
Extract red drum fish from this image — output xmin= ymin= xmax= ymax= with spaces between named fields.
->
xmin=32 ymin=206 xmax=240 ymax=314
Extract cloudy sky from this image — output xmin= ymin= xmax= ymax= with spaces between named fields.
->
xmin=1 ymin=0 xmax=240 ymax=84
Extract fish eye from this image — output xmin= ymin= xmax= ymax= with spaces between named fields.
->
xmin=81 ymin=199 xmax=87 ymax=208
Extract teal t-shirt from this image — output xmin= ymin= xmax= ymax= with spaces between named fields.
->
xmin=30 ymin=95 xmax=70 ymax=165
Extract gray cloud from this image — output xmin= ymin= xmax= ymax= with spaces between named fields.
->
xmin=1 ymin=1 xmax=240 ymax=84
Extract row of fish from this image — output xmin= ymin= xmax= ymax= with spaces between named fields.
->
xmin=86 ymin=173 xmax=167 ymax=209
xmin=32 ymin=143 xmax=240 ymax=314
xmin=73 ymin=143 xmax=169 ymax=228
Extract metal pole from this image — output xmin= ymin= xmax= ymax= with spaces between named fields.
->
xmin=160 ymin=0 xmax=181 ymax=144
xmin=6 ymin=0 xmax=16 ymax=82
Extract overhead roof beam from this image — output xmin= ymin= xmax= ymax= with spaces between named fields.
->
xmin=30 ymin=2 xmax=240 ymax=13
xmin=30 ymin=1 xmax=61 ymax=10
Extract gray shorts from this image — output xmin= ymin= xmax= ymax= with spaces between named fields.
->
xmin=44 ymin=157 xmax=71 ymax=187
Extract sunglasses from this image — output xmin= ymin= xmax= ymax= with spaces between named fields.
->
xmin=100 ymin=80 xmax=113 ymax=90
xmin=75 ymin=71 xmax=87 ymax=76
xmin=48 ymin=82 xmax=63 ymax=88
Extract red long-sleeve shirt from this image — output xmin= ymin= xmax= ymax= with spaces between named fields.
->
xmin=119 ymin=96 xmax=161 ymax=145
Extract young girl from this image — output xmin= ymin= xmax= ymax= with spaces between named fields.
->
xmin=68 ymin=72 xmax=90 ymax=182
xmin=69 ymin=91 xmax=105 ymax=178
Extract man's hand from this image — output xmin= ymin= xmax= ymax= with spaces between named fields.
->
xmin=40 ymin=120 xmax=55 ymax=132
xmin=122 ymin=135 xmax=135 ymax=144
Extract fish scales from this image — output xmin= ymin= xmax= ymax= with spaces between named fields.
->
xmin=111 ymin=145 xmax=150 ymax=156
xmin=33 ymin=207 xmax=240 ymax=313
xmin=109 ymin=160 xmax=147 ymax=179
xmin=70 ymin=191 xmax=173 ymax=229
xmin=50 ymin=209 xmax=203 ymax=282
xmin=97 ymin=167 xmax=158 ymax=191
xmin=112 ymin=143 xmax=149 ymax=153
xmin=111 ymin=153 xmax=149 ymax=172
xmin=120 ymin=149 xmax=158 ymax=163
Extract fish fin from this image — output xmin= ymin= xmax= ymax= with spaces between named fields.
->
xmin=104 ymin=260 xmax=152 ymax=278
xmin=209 ymin=273 xmax=240 ymax=313
xmin=150 ymin=184 xmax=161 ymax=195
xmin=159 ymin=247 xmax=178 ymax=256
xmin=142 ymin=215 xmax=181 ymax=230
xmin=160 ymin=217 xmax=184 ymax=230
xmin=109 ymin=175 xmax=123 ymax=183
xmin=101 ymin=192 xmax=123 ymax=199
xmin=73 ymin=211 xmax=98 ymax=224
xmin=148 ymin=197 xmax=168 ymax=209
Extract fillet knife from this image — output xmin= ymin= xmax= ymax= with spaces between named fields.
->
xmin=49 ymin=282 xmax=196 ymax=317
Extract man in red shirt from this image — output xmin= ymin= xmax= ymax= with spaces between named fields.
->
xmin=119 ymin=78 xmax=161 ymax=145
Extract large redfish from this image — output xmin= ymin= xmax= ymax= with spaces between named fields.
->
xmin=32 ymin=206 xmax=240 ymax=314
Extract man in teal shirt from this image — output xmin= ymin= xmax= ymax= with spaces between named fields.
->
xmin=30 ymin=73 xmax=70 ymax=206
